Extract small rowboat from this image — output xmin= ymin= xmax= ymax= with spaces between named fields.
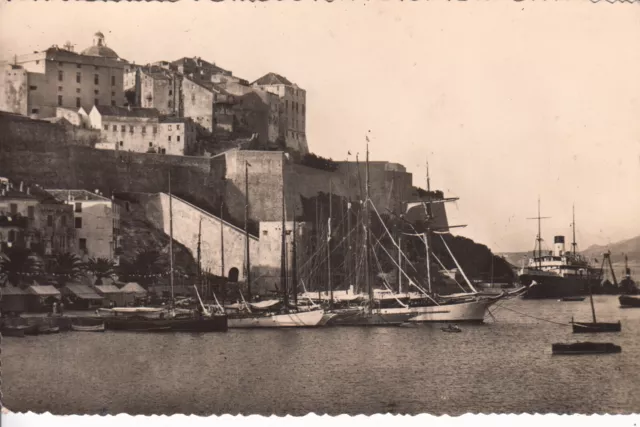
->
xmin=441 ymin=324 xmax=462 ymax=333
xmin=38 ymin=325 xmax=60 ymax=334
xmin=2 ymin=326 xmax=28 ymax=337
xmin=71 ymin=323 xmax=105 ymax=332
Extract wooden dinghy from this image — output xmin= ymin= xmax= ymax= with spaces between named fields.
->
xmin=71 ymin=323 xmax=105 ymax=332
xmin=552 ymin=342 xmax=621 ymax=355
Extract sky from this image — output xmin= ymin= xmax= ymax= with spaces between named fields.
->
xmin=1 ymin=1 xmax=639 ymax=253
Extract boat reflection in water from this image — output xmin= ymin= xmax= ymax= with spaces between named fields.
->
xmin=97 ymin=305 xmax=229 ymax=332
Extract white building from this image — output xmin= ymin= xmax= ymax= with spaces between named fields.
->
xmin=46 ymin=189 xmax=120 ymax=261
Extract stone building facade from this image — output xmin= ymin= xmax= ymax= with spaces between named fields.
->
xmin=253 ymin=72 xmax=308 ymax=154
xmin=0 ymin=180 xmax=76 ymax=255
xmin=0 ymin=32 xmax=128 ymax=119
xmin=87 ymin=105 xmax=197 ymax=156
xmin=46 ymin=189 xmax=120 ymax=261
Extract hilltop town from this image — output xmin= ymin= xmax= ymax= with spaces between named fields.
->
xmin=0 ymin=31 xmax=511 ymax=297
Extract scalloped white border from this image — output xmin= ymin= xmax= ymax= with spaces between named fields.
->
xmin=2 ymin=412 xmax=640 ymax=427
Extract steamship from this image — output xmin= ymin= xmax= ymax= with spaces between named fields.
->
xmin=518 ymin=204 xmax=599 ymax=299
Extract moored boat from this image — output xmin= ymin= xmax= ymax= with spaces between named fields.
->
xmin=407 ymin=297 xmax=500 ymax=324
xmin=227 ymin=308 xmax=325 ymax=328
xmin=560 ymin=296 xmax=586 ymax=302
xmin=572 ymin=320 xmax=621 ymax=333
xmin=552 ymin=342 xmax=621 ymax=355
xmin=619 ymin=295 xmax=640 ymax=308
xmin=71 ymin=323 xmax=105 ymax=332
xmin=441 ymin=324 xmax=461 ymax=333
xmin=1 ymin=325 xmax=28 ymax=337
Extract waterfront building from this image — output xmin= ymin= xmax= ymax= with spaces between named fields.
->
xmin=0 ymin=180 xmax=76 ymax=255
xmin=252 ymin=72 xmax=308 ymax=154
xmin=0 ymin=32 xmax=128 ymax=119
xmin=45 ymin=189 xmax=121 ymax=261
xmin=87 ymin=105 xmax=197 ymax=156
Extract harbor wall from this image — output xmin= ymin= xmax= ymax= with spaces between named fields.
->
xmin=1 ymin=112 xmax=449 ymax=234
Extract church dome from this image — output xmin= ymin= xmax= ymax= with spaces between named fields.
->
xmin=81 ymin=31 xmax=119 ymax=59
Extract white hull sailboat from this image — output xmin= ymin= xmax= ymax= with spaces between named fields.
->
xmin=228 ymin=309 xmax=325 ymax=328
xmin=406 ymin=298 xmax=499 ymax=323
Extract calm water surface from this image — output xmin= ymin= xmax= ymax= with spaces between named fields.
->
xmin=3 ymin=296 xmax=639 ymax=415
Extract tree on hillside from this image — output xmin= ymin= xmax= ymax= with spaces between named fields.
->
xmin=86 ymin=257 xmax=116 ymax=285
xmin=118 ymin=249 xmax=167 ymax=288
xmin=0 ymin=247 xmax=42 ymax=287
xmin=49 ymin=252 xmax=85 ymax=287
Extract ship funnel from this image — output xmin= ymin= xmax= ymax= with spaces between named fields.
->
xmin=553 ymin=236 xmax=565 ymax=257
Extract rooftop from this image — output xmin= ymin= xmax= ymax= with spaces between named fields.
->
xmin=46 ymin=189 xmax=112 ymax=202
xmin=93 ymin=105 xmax=159 ymax=119
xmin=252 ymin=72 xmax=294 ymax=86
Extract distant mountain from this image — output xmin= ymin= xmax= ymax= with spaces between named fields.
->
xmin=582 ymin=235 xmax=640 ymax=269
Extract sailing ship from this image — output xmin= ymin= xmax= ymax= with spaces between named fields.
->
xmin=315 ymin=147 xmax=511 ymax=325
xmin=100 ymin=169 xmax=228 ymax=333
xmin=571 ymin=278 xmax=621 ymax=333
xmin=519 ymin=203 xmax=599 ymax=299
xmin=226 ymin=159 xmax=325 ymax=328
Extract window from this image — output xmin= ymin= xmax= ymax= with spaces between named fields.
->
xmin=75 ymin=202 xmax=82 ymax=213
xmin=111 ymin=100 xmax=116 ymax=106
xmin=58 ymin=70 xmax=64 ymax=81
xmin=76 ymin=88 xmax=81 ymax=94
xmin=58 ymin=86 xmax=63 ymax=92
xmin=75 ymin=217 xmax=82 ymax=229
xmin=76 ymin=72 xmax=81 ymax=83
xmin=104 ymin=125 xmax=109 ymax=131
xmin=79 ymin=238 xmax=87 ymax=251
xmin=161 ymin=148 xmax=166 ymax=154
xmin=7 ymin=230 xmax=15 ymax=243
xmin=168 ymin=125 xmax=172 ymax=131
xmin=119 ymin=141 xmax=123 ymax=147
xmin=111 ymin=91 xmax=115 ymax=97
xmin=61 ymin=216 xmax=67 ymax=227
xmin=95 ymin=66 xmax=100 ymax=70
xmin=153 ymin=126 xmax=157 ymax=134
xmin=111 ymin=76 xmax=116 ymax=86
xmin=176 ymin=125 xmax=180 ymax=130
xmin=168 ymin=101 xmax=172 ymax=108
xmin=77 ymin=64 xmax=82 ymax=69
xmin=112 ymin=125 xmax=117 ymax=131
xmin=58 ymin=95 xmax=63 ymax=106
xmin=76 ymin=97 xmax=81 ymax=108
xmin=31 ymin=108 xmax=39 ymax=114
xmin=121 ymin=125 xmax=126 ymax=132
xmin=141 ymin=126 xmax=146 ymax=134
xmin=29 ymin=85 xmax=37 ymax=91
xmin=177 ymin=136 xmax=180 ymax=142
xmin=28 ymin=206 xmax=35 ymax=219
xmin=149 ymin=142 xmax=153 ymax=147
xmin=285 ymin=100 xmax=288 ymax=109
xmin=168 ymin=136 xmax=172 ymax=141
xmin=94 ymin=74 xmax=99 ymax=85
xmin=94 ymin=89 xmax=99 ymax=95
xmin=129 ymin=125 xmax=134 ymax=133
xmin=47 ymin=215 xmax=53 ymax=226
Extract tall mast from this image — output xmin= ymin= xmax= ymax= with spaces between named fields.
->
xmin=244 ymin=160 xmax=251 ymax=301
xmin=365 ymin=144 xmax=372 ymax=313
xmin=425 ymin=158 xmax=433 ymax=293
xmin=327 ymin=180 xmax=333 ymax=309
xmin=346 ymin=157 xmax=352 ymax=293
xmin=527 ymin=198 xmax=550 ymax=270
xmin=197 ymin=218 xmax=202 ymax=277
xmin=398 ymin=233 xmax=402 ymax=294
xmin=220 ymin=200 xmax=225 ymax=277
xmin=571 ymin=204 xmax=577 ymax=256
xmin=537 ymin=198 xmax=542 ymax=267
xmin=292 ymin=206 xmax=298 ymax=307
xmin=315 ymin=197 xmax=320 ymax=300
xmin=280 ymin=177 xmax=289 ymax=310
xmin=168 ymin=168 xmax=174 ymax=302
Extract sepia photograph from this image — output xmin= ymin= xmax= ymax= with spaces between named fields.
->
xmin=0 ymin=0 xmax=639 ymax=420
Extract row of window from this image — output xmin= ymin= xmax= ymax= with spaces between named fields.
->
xmin=58 ymin=86 xmax=116 ymax=97
xmin=284 ymin=99 xmax=305 ymax=115
xmin=104 ymin=124 xmax=182 ymax=133
xmin=59 ymin=96 xmax=116 ymax=108
xmin=58 ymin=71 xmax=116 ymax=86
xmin=59 ymin=62 xmax=102 ymax=71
